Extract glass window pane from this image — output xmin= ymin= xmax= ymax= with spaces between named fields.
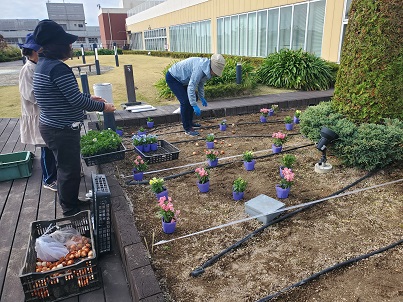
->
xmin=292 ymin=3 xmax=307 ymax=50
xmin=345 ymin=0 xmax=352 ymax=19
xmin=257 ymin=10 xmax=267 ymax=57
xmin=217 ymin=18 xmax=224 ymax=54
xmin=267 ymin=8 xmax=279 ymax=54
xmin=248 ymin=12 xmax=257 ymax=57
xmin=279 ymin=6 xmax=292 ymax=50
xmin=224 ymin=17 xmax=231 ymax=55
xmin=306 ymin=0 xmax=325 ymax=55
xmin=231 ymin=16 xmax=239 ymax=55
xmin=239 ymin=14 xmax=247 ymax=56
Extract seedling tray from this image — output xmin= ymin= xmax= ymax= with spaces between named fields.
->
xmin=134 ymin=140 xmax=179 ymax=164
xmin=19 ymin=211 xmax=101 ymax=301
xmin=0 ymin=151 xmax=34 ymax=182
xmin=82 ymin=143 xmax=126 ymax=166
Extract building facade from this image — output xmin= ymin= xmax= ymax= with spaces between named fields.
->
xmin=126 ymin=0 xmax=353 ymax=62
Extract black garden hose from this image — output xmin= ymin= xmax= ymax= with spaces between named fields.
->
xmin=189 ymin=169 xmax=377 ymax=277
xmin=256 ymin=237 xmax=403 ymax=301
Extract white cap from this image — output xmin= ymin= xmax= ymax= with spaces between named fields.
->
xmin=210 ymin=54 xmax=225 ymax=77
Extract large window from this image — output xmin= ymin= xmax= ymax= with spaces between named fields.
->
xmin=131 ymin=32 xmax=143 ymax=50
xmin=217 ymin=0 xmax=326 ymax=57
xmin=169 ymin=20 xmax=211 ymax=53
xmin=338 ymin=0 xmax=353 ymax=61
xmin=144 ymin=28 xmax=167 ymax=51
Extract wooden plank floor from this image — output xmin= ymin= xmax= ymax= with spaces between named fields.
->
xmin=0 ymin=118 xmax=132 ymax=302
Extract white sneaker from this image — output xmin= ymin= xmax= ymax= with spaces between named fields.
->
xmin=85 ymin=190 xmax=93 ymax=199
xmin=173 ymin=107 xmax=181 ymax=113
xmin=43 ymin=181 xmax=57 ymax=192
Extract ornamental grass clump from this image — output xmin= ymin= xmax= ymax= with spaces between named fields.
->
xmin=279 ymin=168 xmax=295 ymax=189
xmin=149 ymin=177 xmax=165 ymax=194
xmin=272 ymin=132 xmax=288 ymax=147
xmin=233 ymin=177 xmax=247 ymax=193
xmin=205 ymin=150 xmax=219 ymax=161
xmin=80 ymin=129 xmax=122 ymax=157
xmin=133 ymin=155 xmax=148 ymax=172
xmin=195 ymin=167 xmax=209 ymax=184
xmin=157 ymin=196 xmax=180 ymax=223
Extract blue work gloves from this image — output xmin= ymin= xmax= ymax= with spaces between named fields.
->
xmin=192 ymin=105 xmax=201 ymax=116
xmin=200 ymin=97 xmax=208 ymax=107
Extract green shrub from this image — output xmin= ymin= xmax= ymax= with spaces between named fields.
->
xmin=73 ymin=48 xmax=123 ymax=57
xmin=300 ymin=102 xmax=403 ymax=170
xmin=0 ymin=46 xmax=21 ymax=62
xmin=257 ymin=49 xmax=334 ymax=91
xmin=332 ymin=0 xmax=403 ymax=123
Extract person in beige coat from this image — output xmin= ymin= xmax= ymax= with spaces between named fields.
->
xmin=19 ymin=33 xmax=57 ymax=191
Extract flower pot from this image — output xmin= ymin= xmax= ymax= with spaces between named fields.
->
xmin=116 ymin=129 xmax=123 ymax=137
xmin=155 ymin=189 xmax=169 ymax=200
xmin=276 ymin=185 xmax=290 ymax=199
xmin=268 ymin=109 xmax=274 ymax=116
xmin=208 ymin=159 xmax=218 ymax=167
xmin=135 ymin=144 xmax=144 ymax=152
xmin=272 ymin=144 xmax=282 ymax=154
xmin=206 ymin=142 xmax=214 ymax=149
xmin=285 ymin=123 xmax=294 ymax=131
xmin=147 ymin=121 xmax=154 ymax=128
xmin=162 ymin=219 xmax=176 ymax=234
xmin=260 ymin=116 xmax=267 ymax=123
xmin=219 ymin=124 xmax=227 ymax=131
xmin=143 ymin=144 xmax=151 ymax=153
xmin=243 ymin=160 xmax=256 ymax=171
xmin=150 ymin=142 xmax=158 ymax=151
xmin=197 ymin=181 xmax=210 ymax=193
xmin=138 ymin=131 xmax=146 ymax=135
xmin=132 ymin=170 xmax=144 ymax=181
xmin=279 ymin=166 xmax=292 ymax=178
xmin=233 ymin=191 xmax=244 ymax=201
xmin=293 ymin=116 xmax=300 ymax=124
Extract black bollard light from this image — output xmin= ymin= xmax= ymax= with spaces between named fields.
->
xmin=121 ymin=64 xmax=141 ymax=108
xmin=236 ymin=62 xmax=242 ymax=84
xmin=93 ymin=43 xmax=101 ymax=75
xmin=80 ymin=72 xmax=90 ymax=94
xmin=113 ymin=42 xmax=119 ymax=67
xmin=81 ymin=44 xmax=86 ymax=64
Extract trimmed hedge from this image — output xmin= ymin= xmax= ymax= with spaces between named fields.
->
xmin=300 ymin=102 xmax=403 ymax=170
xmin=332 ymin=0 xmax=403 ymax=123
xmin=0 ymin=46 xmax=22 ymax=62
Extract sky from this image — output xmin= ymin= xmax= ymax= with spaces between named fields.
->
xmin=0 ymin=0 xmax=121 ymax=26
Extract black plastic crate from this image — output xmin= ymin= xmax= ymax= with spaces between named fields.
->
xmin=19 ymin=211 xmax=101 ymax=301
xmin=91 ymin=174 xmax=112 ymax=255
xmin=134 ymin=140 xmax=179 ymax=164
xmin=82 ymin=143 xmax=126 ymax=166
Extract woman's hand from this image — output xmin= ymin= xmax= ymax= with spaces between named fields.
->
xmin=91 ymin=95 xmax=106 ymax=103
xmin=103 ymin=103 xmax=116 ymax=112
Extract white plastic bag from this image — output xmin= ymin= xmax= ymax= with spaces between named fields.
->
xmin=35 ymin=234 xmax=69 ymax=262
xmin=50 ymin=228 xmax=80 ymax=245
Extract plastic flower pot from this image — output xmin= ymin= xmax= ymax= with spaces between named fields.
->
xmin=197 ymin=181 xmax=210 ymax=193
xmin=135 ymin=144 xmax=144 ymax=152
xmin=150 ymin=142 xmax=158 ymax=151
xmin=143 ymin=144 xmax=151 ymax=153
xmin=293 ymin=116 xmax=300 ymax=124
xmin=260 ymin=116 xmax=267 ymax=123
xmin=132 ymin=170 xmax=144 ymax=181
xmin=275 ymin=185 xmax=290 ymax=199
xmin=285 ymin=123 xmax=294 ymax=131
xmin=155 ymin=189 xmax=169 ymax=200
xmin=206 ymin=142 xmax=214 ymax=149
xmin=272 ymin=144 xmax=282 ymax=154
xmin=233 ymin=191 xmax=244 ymax=201
xmin=138 ymin=131 xmax=146 ymax=135
xmin=268 ymin=109 xmax=274 ymax=116
xmin=162 ymin=219 xmax=176 ymax=234
xmin=208 ymin=159 xmax=218 ymax=167
xmin=243 ymin=160 xmax=256 ymax=171
xmin=116 ymin=129 xmax=123 ymax=137
xmin=219 ymin=124 xmax=227 ymax=131
xmin=147 ymin=121 xmax=154 ymax=128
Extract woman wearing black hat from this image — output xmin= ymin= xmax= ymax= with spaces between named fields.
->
xmin=33 ymin=19 xmax=116 ymax=216
xmin=19 ymin=33 xmax=58 ymax=192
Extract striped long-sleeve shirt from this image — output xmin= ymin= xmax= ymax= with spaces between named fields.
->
xmin=33 ymin=57 xmax=105 ymax=128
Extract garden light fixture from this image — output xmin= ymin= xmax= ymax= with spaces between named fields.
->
xmin=314 ymin=127 xmax=339 ymax=173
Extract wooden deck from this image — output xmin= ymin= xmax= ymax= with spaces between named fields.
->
xmin=0 ymin=118 xmax=132 ymax=302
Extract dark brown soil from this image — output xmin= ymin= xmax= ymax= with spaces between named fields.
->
xmin=114 ymin=109 xmax=403 ymax=302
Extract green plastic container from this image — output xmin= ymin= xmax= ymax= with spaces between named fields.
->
xmin=0 ymin=151 xmax=34 ymax=182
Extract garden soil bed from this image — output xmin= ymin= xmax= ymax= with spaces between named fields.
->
xmin=113 ymin=109 xmax=403 ymax=302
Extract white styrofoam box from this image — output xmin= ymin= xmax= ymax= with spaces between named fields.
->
xmin=245 ymin=194 xmax=285 ymax=224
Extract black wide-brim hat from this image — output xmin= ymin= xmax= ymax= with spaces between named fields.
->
xmin=34 ymin=19 xmax=78 ymax=45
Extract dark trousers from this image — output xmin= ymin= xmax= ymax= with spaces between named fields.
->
xmin=41 ymin=146 xmax=57 ymax=185
xmin=39 ymin=124 xmax=81 ymax=214
xmin=166 ymin=71 xmax=194 ymax=131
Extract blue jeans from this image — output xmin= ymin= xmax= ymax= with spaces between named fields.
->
xmin=39 ymin=124 xmax=81 ymax=215
xmin=166 ymin=71 xmax=195 ymax=131
xmin=41 ymin=146 xmax=57 ymax=185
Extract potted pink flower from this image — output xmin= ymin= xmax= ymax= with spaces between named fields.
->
xmin=157 ymin=196 xmax=180 ymax=234
xmin=276 ymin=167 xmax=295 ymax=199
xmin=272 ymin=131 xmax=288 ymax=153
xmin=195 ymin=167 xmax=210 ymax=193
xmin=205 ymin=150 xmax=219 ymax=167
xmin=132 ymin=156 xmax=148 ymax=181
xmin=259 ymin=108 xmax=269 ymax=123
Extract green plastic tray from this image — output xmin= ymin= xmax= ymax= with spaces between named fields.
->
xmin=0 ymin=151 xmax=34 ymax=182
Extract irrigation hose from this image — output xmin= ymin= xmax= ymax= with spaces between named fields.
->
xmin=189 ymin=170 xmax=377 ymax=277
xmin=256 ymin=237 xmax=403 ymax=301
xmin=170 ymin=133 xmax=301 ymax=144
xmin=124 ymin=143 xmax=313 ymax=184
